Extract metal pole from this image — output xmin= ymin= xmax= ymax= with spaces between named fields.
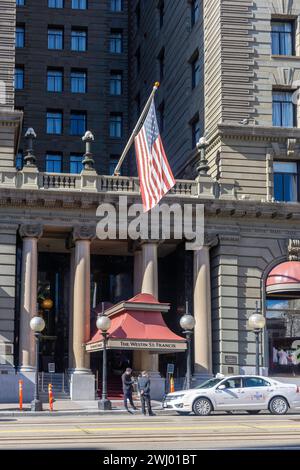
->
xmin=113 ymin=83 xmax=160 ymax=176
xmin=255 ymin=330 xmax=260 ymax=375
xmin=98 ymin=331 xmax=112 ymax=410
xmin=186 ymin=331 xmax=192 ymax=390
xmin=31 ymin=333 xmax=43 ymax=411
xmin=102 ymin=332 xmax=107 ymax=401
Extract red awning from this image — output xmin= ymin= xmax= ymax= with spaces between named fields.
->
xmin=86 ymin=293 xmax=187 ymax=353
xmin=266 ymin=261 xmax=300 ymax=294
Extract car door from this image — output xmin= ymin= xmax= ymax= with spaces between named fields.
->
xmin=241 ymin=377 xmax=272 ymax=409
xmin=213 ymin=377 xmax=245 ymax=410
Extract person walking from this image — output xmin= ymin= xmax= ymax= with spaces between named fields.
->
xmin=138 ymin=371 xmax=155 ymax=416
xmin=121 ymin=367 xmax=137 ymax=413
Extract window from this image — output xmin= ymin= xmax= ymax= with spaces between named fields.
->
xmin=158 ymin=48 xmax=165 ymax=82
xmin=16 ymin=0 xmax=25 ymax=5
xmin=158 ymin=0 xmax=164 ymax=28
xmin=109 ymin=113 xmax=122 ymax=138
xmin=16 ymin=151 xmax=23 ymax=170
xmin=242 ymin=377 xmax=270 ymax=388
xmin=192 ymin=56 xmax=200 ymax=88
xmin=271 ymin=21 xmax=294 ymax=55
xmin=70 ymin=112 xmax=86 ymax=135
xmin=110 ymin=30 xmax=123 ymax=53
xmin=48 ymin=28 xmax=64 ymax=50
xmin=46 ymin=111 xmax=63 ymax=134
xmin=48 ymin=0 xmax=64 ymax=7
xmin=220 ymin=378 xmax=242 ymax=389
xmin=47 ymin=69 xmax=63 ymax=92
xmin=46 ymin=154 xmax=62 ymax=172
xmin=191 ymin=118 xmax=200 ymax=147
xmin=71 ymin=29 xmax=87 ymax=51
xmin=16 ymin=25 xmax=25 ymax=48
xmin=70 ymin=154 xmax=83 ymax=173
xmin=109 ymin=155 xmax=121 ymax=175
xmin=110 ymin=71 xmax=122 ymax=95
xmin=191 ymin=0 xmax=200 ymax=27
xmin=158 ymin=101 xmax=165 ymax=133
xmin=272 ymin=91 xmax=295 ymax=127
xmin=15 ymin=67 xmax=24 ymax=90
xmin=71 ymin=70 xmax=87 ymax=93
xmin=274 ymin=161 xmax=298 ymax=202
xmin=72 ymin=0 xmax=87 ymax=8
xmin=111 ymin=0 xmax=122 ymax=12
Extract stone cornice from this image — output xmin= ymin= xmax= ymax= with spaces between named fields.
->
xmin=217 ymin=123 xmax=300 ymax=143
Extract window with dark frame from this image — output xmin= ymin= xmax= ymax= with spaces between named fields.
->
xmin=158 ymin=0 xmax=164 ymax=29
xmin=16 ymin=0 xmax=25 ymax=6
xmin=273 ymin=161 xmax=298 ymax=202
xmin=48 ymin=27 xmax=64 ymax=50
xmin=70 ymin=154 xmax=83 ymax=174
xmin=15 ymin=67 xmax=24 ymax=90
xmin=109 ymin=113 xmax=122 ymax=138
xmin=135 ymin=2 xmax=141 ymax=29
xmin=46 ymin=111 xmax=63 ymax=134
xmin=72 ymin=0 xmax=87 ymax=9
xmin=192 ymin=55 xmax=200 ymax=88
xmin=48 ymin=0 xmax=64 ymax=7
xmin=71 ymin=29 xmax=87 ymax=51
xmin=70 ymin=112 xmax=87 ymax=136
xmin=110 ymin=30 xmax=123 ymax=53
xmin=109 ymin=155 xmax=121 ymax=175
xmin=191 ymin=117 xmax=200 ymax=148
xmin=47 ymin=69 xmax=63 ymax=92
xmin=272 ymin=90 xmax=296 ymax=127
xmin=271 ymin=20 xmax=294 ymax=55
xmin=110 ymin=71 xmax=122 ymax=95
xmin=16 ymin=151 xmax=23 ymax=170
xmin=45 ymin=153 xmax=62 ymax=172
xmin=71 ymin=70 xmax=87 ymax=93
xmin=111 ymin=0 xmax=123 ymax=12
xmin=191 ymin=0 xmax=200 ymax=27
xmin=16 ymin=25 xmax=25 ymax=48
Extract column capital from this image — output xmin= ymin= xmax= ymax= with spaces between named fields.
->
xmin=19 ymin=224 xmax=43 ymax=239
xmin=203 ymin=233 xmax=219 ymax=248
xmin=73 ymin=225 xmax=96 ymax=242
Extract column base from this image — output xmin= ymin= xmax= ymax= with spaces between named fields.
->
xmin=18 ymin=366 xmax=36 ymax=373
xmin=98 ymin=398 xmax=112 ymax=410
xmin=70 ymin=372 xmax=95 ymax=400
xmin=31 ymin=399 xmax=43 ymax=412
xmin=70 ymin=368 xmax=91 ymax=375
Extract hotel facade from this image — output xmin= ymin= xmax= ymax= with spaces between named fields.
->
xmin=1 ymin=0 xmax=300 ymax=401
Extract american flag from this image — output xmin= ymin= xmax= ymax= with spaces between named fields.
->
xmin=134 ymin=99 xmax=175 ymax=212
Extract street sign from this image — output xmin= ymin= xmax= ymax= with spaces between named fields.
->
xmin=48 ymin=363 xmax=55 ymax=373
xmin=167 ymin=363 xmax=174 ymax=375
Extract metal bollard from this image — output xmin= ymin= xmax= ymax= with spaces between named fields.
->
xmin=19 ymin=380 xmax=23 ymax=411
xmin=48 ymin=383 xmax=54 ymax=411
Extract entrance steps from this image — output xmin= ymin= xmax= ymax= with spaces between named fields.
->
xmin=38 ymin=372 xmax=70 ymax=399
xmin=97 ymin=375 xmax=124 ymax=400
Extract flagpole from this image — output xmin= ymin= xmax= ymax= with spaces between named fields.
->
xmin=113 ymin=82 xmax=160 ymax=176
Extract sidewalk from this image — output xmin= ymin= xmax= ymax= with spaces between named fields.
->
xmin=0 ymin=399 xmax=165 ymax=417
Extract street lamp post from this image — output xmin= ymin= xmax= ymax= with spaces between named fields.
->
xmin=96 ymin=314 xmax=112 ymax=411
xmin=180 ymin=302 xmax=195 ymax=390
xmin=30 ymin=316 xmax=45 ymax=412
xmin=248 ymin=303 xmax=266 ymax=375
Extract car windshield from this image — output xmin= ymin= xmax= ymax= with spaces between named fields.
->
xmin=195 ymin=378 xmax=222 ymax=389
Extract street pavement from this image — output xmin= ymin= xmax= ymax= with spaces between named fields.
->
xmin=1 ymin=411 xmax=300 ymax=449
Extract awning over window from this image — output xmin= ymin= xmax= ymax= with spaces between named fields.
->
xmin=266 ymin=261 xmax=300 ymax=294
xmin=86 ymin=293 xmax=187 ymax=353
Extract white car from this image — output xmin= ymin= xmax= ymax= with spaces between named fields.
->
xmin=162 ymin=375 xmax=300 ymax=416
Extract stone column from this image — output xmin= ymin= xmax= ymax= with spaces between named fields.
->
xmin=19 ymin=224 xmax=43 ymax=371
xmin=193 ymin=236 xmax=218 ymax=379
xmin=68 ymin=247 xmax=75 ymax=370
xmin=72 ymin=226 xmax=95 ymax=374
xmin=140 ymin=242 xmax=159 ymax=372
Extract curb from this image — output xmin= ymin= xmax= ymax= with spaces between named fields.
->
xmin=0 ymin=408 xmax=166 ymax=417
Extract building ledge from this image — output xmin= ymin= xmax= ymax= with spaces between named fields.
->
xmin=217 ymin=123 xmax=300 ymax=142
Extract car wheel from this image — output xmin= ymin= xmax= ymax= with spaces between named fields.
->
xmin=246 ymin=410 xmax=261 ymax=415
xmin=193 ymin=398 xmax=213 ymax=416
xmin=269 ymin=396 xmax=289 ymax=415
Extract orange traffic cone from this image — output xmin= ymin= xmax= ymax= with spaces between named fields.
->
xmin=170 ymin=375 xmax=175 ymax=393
xmin=48 ymin=383 xmax=54 ymax=411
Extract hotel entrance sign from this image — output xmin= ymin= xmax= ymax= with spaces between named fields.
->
xmin=86 ymin=338 xmax=186 ymax=353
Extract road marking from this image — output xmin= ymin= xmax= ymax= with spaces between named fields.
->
xmin=1 ymin=423 xmax=300 ymax=434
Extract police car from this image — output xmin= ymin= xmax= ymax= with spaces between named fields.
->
xmin=162 ymin=374 xmax=300 ymax=416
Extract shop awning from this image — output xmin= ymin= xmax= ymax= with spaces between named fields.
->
xmin=86 ymin=293 xmax=187 ymax=353
xmin=266 ymin=261 xmax=300 ymax=294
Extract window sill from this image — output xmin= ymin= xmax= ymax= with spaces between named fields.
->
xmin=271 ymin=55 xmax=299 ymax=60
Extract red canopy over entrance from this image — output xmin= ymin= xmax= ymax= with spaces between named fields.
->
xmin=266 ymin=261 xmax=300 ymax=294
xmin=86 ymin=293 xmax=187 ymax=353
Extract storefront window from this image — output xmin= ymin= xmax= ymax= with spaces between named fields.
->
xmin=266 ymin=297 xmax=300 ymax=375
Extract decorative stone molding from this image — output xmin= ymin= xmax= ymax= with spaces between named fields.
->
xmin=270 ymin=0 xmax=297 ymax=15
xmin=19 ymin=224 xmax=43 ymax=239
xmin=271 ymin=67 xmax=300 ymax=87
xmin=287 ymin=138 xmax=297 ymax=157
xmin=204 ymin=234 xmax=219 ymax=248
xmin=288 ymin=239 xmax=300 ymax=261
xmin=73 ymin=225 xmax=96 ymax=242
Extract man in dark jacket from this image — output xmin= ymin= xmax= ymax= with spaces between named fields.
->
xmin=121 ymin=367 xmax=137 ymax=413
xmin=138 ymin=371 xmax=155 ymax=416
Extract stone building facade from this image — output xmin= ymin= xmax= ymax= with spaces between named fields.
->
xmin=1 ymin=0 xmax=300 ymax=401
